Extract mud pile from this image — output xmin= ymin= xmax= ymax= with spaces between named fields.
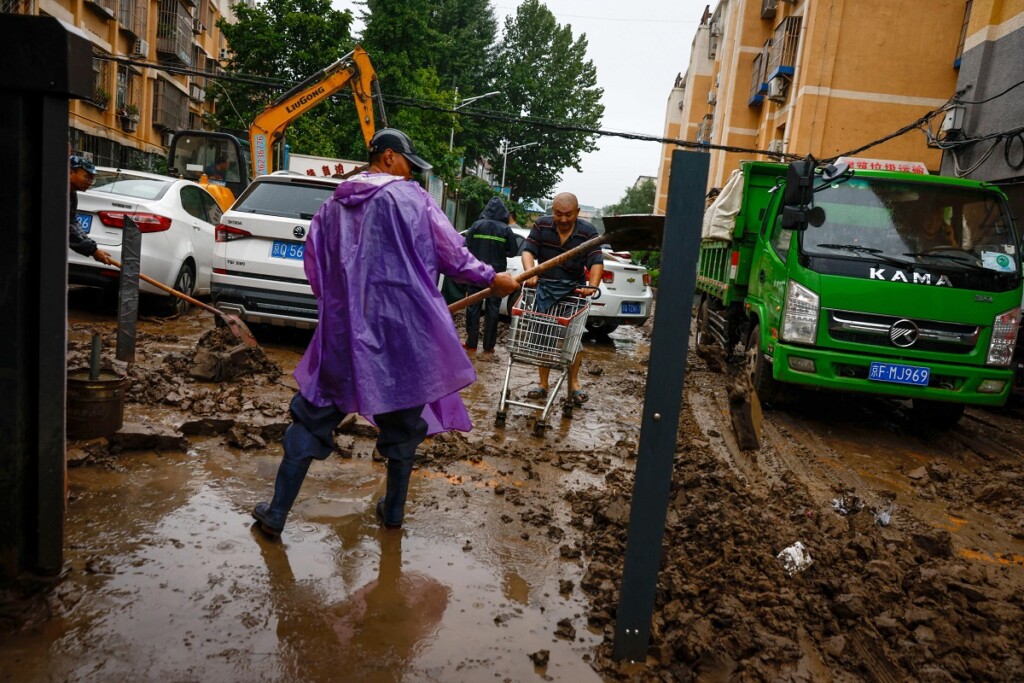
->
xmin=573 ymin=370 xmax=1024 ymax=681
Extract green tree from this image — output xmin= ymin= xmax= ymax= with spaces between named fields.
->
xmin=359 ymin=0 xmax=508 ymax=184
xmin=602 ymin=178 xmax=656 ymax=216
xmin=490 ymin=0 xmax=604 ymax=201
xmin=215 ymin=0 xmax=363 ymax=159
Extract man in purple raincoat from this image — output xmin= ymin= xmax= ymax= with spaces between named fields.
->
xmin=253 ymin=129 xmax=518 ymax=536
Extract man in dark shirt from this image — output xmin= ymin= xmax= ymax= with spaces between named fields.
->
xmin=521 ymin=192 xmax=603 ymax=405
xmin=463 ymin=197 xmax=518 ymax=352
xmin=69 ymin=156 xmax=113 ymax=265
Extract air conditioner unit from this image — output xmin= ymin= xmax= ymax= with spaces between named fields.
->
xmin=193 ymin=17 xmax=204 ymax=34
xmin=767 ymin=139 xmax=785 ymax=154
xmin=761 ymin=0 xmax=778 ymax=20
xmin=767 ymin=77 xmax=787 ymax=101
xmin=161 ymin=130 xmax=175 ymax=147
xmin=218 ymin=48 xmax=230 ymax=61
xmin=132 ymin=39 xmax=149 ymax=58
xmin=709 ymin=21 xmax=722 ymax=37
xmin=707 ymin=91 xmax=717 ymax=105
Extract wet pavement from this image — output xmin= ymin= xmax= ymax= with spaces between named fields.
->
xmin=4 ymin=288 xmax=1024 ymax=681
xmin=3 ymin=293 xmax=644 ymax=682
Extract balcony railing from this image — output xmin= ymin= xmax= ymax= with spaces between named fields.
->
xmin=766 ymin=15 xmax=801 ymax=81
xmin=84 ymin=0 xmax=115 ymax=19
xmin=156 ymin=0 xmax=193 ymax=66
xmin=153 ymin=78 xmax=188 ymax=131
xmin=748 ymin=41 xmax=770 ymax=106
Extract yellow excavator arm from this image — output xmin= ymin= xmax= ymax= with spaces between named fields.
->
xmin=249 ymin=46 xmax=384 ymax=178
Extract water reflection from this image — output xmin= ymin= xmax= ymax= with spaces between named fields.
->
xmin=256 ymin=528 xmax=449 ymax=683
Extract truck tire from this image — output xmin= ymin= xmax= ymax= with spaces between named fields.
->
xmin=911 ymin=399 xmax=965 ymax=426
xmin=746 ymin=323 xmax=780 ymax=404
xmin=695 ymin=298 xmax=711 ymax=347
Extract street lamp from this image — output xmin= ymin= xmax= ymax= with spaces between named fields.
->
xmin=449 ymin=90 xmax=502 ymax=151
xmin=500 ymin=139 xmax=540 ymax=190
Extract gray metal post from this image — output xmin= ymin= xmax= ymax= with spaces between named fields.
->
xmin=0 ymin=15 xmax=92 ymax=581
xmin=117 ymin=216 xmax=142 ymax=363
xmin=612 ymin=149 xmax=709 ymax=661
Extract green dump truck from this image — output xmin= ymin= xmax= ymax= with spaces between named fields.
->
xmin=694 ymin=158 xmax=1021 ymax=422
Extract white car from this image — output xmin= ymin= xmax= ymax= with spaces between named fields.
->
xmin=68 ymin=167 xmax=222 ymax=313
xmin=211 ymin=173 xmax=343 ymax=329
xmin=499 ymin=225 xmax=653 ymax=335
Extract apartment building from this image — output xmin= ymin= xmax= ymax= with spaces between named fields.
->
xmin=655 ymin=0 xmax=970 ymax=214
xmin=940 ymin=0 xmax=1024 ymax=220
xmin=1 ymin=0 xmax=246 ymax=168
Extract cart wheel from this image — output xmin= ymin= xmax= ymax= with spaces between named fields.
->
xmin=532 ymin=421 xmax=546 ymax=437
xmin=562 ymin=404 xmax=574 ymax=419
xmin=495 ymin=412 xmax=506 ymax=429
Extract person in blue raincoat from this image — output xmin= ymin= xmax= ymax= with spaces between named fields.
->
xmin=252 ymin=129 xmax=518 ymax=536
xmin=463 ymin=197 xmax=517 ymax=352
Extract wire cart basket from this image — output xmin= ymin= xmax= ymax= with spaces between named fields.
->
xmin=495 ymin=286 xmax=594 ymax=437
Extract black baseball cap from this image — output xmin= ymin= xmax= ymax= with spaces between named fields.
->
xmin=368 ymin=128 xmax=432 ymax=173
xmin=70 ymin=155 xmax=96 ymax=175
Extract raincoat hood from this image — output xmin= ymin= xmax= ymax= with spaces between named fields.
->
xmin=479 ymin=196 xmax=510 ymax=223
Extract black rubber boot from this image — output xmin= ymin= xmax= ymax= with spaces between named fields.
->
xmin=378 ymin=459 xmax=414 ymax=528
xmin=252 ymin=456 xmax=311 ymax=536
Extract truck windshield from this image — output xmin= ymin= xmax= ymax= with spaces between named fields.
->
xmin=800 ymin=178 xmax=1019 ymax=288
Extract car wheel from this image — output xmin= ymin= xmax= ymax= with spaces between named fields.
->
xmin=163 ymin=262 xmax=195 ymax=315
xmin=585 ymin=318 xmax=619 ymax=335
xmin=746 ymin=323 xmax=779 ymax=404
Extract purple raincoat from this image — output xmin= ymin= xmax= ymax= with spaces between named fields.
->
xmin=294 ymin=173 xmax=495 ymax=435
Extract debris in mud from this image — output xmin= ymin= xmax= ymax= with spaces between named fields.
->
xmin=529 ymin=649 xmax=550 ymax=667
xmin=776 ymin=541 xmax=814 ymax=575
xmin=554 ymin=618 xmax=576 ymax=640
xmin=186 ymin=327 xmax=280 ymax=382
xmin=110 ymin=422 xmax=188 ymax=452
xmin=830 ymin=494 xmax=865 ymax=516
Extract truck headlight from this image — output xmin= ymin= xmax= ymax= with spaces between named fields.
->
xmin=986 ymin=306 xmax=1020 ymax=367
xmin=781 ymin=280 xmax=820 ymax=345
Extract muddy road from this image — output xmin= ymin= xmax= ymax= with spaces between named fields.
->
xmin=2 ymin=289 xmax=1023 ymax=682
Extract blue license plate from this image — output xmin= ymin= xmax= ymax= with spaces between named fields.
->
xmin=271 ymin=240 xmax=304 ymax=260
xmin=868 ymin=362 xmax=930 ymax=386
xmin=76 ymin=213 xmax=92 ymax=234
xmin=621 ymin=302 xmax=641 ymax=315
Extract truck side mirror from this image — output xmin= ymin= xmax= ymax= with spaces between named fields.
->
xmin=784 ymin=156 xmax=815 ymax=207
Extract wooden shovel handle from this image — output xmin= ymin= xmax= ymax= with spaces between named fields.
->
xmin=448 ymin=234 xmax=605 ymax=313
xmin=109 ymin=259 xmax=221 ymax=316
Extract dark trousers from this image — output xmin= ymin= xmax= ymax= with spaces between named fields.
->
xmin=465 ymin=285 xmax=502 ymax=351
xmin=262 ymin=393 xmax=427 ymax=529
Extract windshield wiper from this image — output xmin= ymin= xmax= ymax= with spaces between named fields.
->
xmin=814 ymin=243 xmax=914 ymax=268
xmin=903 ymin=251 xmax=986 ymax=272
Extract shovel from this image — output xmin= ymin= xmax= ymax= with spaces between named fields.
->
xmin=449 ymin=234 xmax=606 ymax=313
xmin=108 ymin=259 xmax=260 ymax=348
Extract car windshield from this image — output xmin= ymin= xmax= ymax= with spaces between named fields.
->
xmin=802 ymin=178 xmax=1018 ymax=274
xmin=89 ymin=171 xmax=173 ymax=201
xmin=235 ymin=181 xmax=336 ymax=220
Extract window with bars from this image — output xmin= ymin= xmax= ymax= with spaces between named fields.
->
xmin=116 ymin=64 xmax=141 ymax=118
xmin=767 ymin=16 xmax=801 ymax=81
xmin=118 ymin=0 xmax=148 ymax=37
xmin=91 ymin=56 xmax=112 ymax=109
xmin=954 ymin=0 xmax=972 ymax=68
xmin=0 ymin=0 xmax=35 ymax=14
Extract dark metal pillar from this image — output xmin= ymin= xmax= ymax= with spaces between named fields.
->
xmin=612 ymin=149 xmax=709 ymax=661
xmin=0 ymin=15 xmax=92 ymax=581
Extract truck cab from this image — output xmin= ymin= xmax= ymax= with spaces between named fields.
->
xmin=697 ymin=160 xmax=1021 ymax=422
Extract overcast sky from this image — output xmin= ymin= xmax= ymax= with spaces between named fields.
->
xmin=332 ymin=0 xmax=707 ymax=208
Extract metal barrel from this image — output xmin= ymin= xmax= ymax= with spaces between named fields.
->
xmin=66 ymin=368 xmax=126 ymax=440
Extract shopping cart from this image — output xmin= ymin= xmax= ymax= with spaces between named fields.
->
xmin=495 ymin=286 xmax=597 ymax=437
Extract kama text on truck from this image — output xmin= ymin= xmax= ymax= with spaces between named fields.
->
xmin=695 ymin=157 xmax=1021 ymax=424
